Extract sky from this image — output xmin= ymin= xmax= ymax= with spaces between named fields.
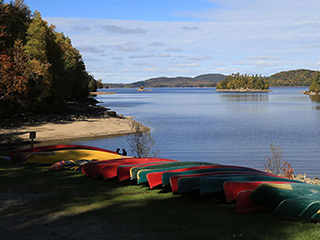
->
xmin=14 ymin=0 xmax=320 ymax=83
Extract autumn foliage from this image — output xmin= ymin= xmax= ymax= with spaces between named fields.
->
xmin=0 ymin=0 xmax=94 ymax=118
xmin=263 ymin=143 xmax=294 ymax=179
xmin=216 ymin=73 xmax=269 ymax=90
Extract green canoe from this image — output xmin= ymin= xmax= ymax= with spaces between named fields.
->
xmin=250 ymin=182 xmax=318 ymax=206
xmin=177 ymin=174 xmax=259 ymax=194
xmin=273 ymin=193 xmax=320 ymax=222
xmin=161 ymin=166 xmax=263 ymax=187
xmin=136 ymin=163 xmax=215 ymax=184
xmin=131 ymin=161 xmax=213 ymax=181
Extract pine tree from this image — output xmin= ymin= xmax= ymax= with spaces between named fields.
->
xmin=309 ymin=72 xmax=320 ymax=92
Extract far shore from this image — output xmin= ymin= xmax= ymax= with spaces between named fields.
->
xmin=90 ymin=91 xmax=116 ymax=95
xmin=216 ymin=89 xmax=271 ymax=93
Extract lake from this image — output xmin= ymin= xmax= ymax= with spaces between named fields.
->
xmin=70 ymin=87 xmax=320 ymax=178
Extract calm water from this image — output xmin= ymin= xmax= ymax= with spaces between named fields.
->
xmin=70 ymin=87 xmax=320 ymax=178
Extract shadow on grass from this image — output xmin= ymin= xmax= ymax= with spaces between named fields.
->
xmin=0 ymin=159 xmax=319 ymax=240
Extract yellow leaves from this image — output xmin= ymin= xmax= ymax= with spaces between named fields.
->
xmin=27 ymin=58 xmax=50 ymax=76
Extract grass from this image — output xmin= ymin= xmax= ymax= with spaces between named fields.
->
xmin=1 ymin=152 xmax=320 ymax=240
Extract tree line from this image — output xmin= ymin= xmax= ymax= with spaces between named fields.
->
xmin=0 ymin=0 xmax=97 ymax=118
xmin=216 ymin=73 xmax=269 ymax=90
xmin=309 ymin=72 xmax=320 ymax=92
xmin=268 ymin=69 xmax=316 ymax=87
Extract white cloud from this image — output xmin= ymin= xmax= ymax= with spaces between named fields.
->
xmin=100 ymin=24 xmax=147 ymax=34
xmin=78 ymin=45 xmax=102 ymax=54
xmin=149 ymin=42 xmax=165 ymax=46
xmin=174 ymin=62 xmax=200 ymax=67
xmin=45 ymin=2 xmax=320 ymax=82
xmin=113 ymin=42 xmax=142 ymax=52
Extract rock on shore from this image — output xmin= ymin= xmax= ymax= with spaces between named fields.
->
xmin=216 ymin=88 xmax=271 ymax=93
xmin=303 ymin=91 xmax=320 ymax=95
xmin=294 ymin=174 xmax=320 ymax=185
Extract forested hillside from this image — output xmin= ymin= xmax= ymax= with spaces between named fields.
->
xmin=0 ymin=0 xmax=96 ymax=118
xmin=104 ymin=73 xmax=226 ymax=88
xmin=268 ymin=69 xmax=317 ymax=86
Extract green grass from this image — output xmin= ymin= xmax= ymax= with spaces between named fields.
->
xmin=1 ymin=154 xmax=320 ymax=240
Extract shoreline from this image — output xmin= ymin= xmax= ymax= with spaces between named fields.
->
xmin=216 ymin=89 xmax=271 ymax=93
xmin=302 ymin=90 xmax=320 ymax=95
xmin=0 ymin=96 xmax=149 ymax=147
xmin=0 ymin=117 xmax=148 ymax=146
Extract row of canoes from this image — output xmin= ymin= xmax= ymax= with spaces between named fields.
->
xmin=10 ymin=144 xmax=320 ymax=222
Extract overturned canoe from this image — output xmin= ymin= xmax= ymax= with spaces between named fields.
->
xmin=82 ymin=158 xmax=149 ymax=177
xmin=250 ymin=182 xmax=319 ymax=206
xmin=27 ymin=148 xmax=122 ymax=164
xmin=235 ymin=190 xmax=272 ymax=214
xmin=146 ymin=165 xmax=222 ymax=189
xmin=223 ymin=181 xmax=301 ymax=203
xmin=273 ymin=194 xmax=320 ymax=221
xmin=137 ymin=162 xmax=217 ymax=184
xmin=130 ymin=162 xmax=213 ymax=180
xmin=11 ymin=144 xmax=119 ymax=164
xmin=102 ymin=159 xmax=178 ymax=180
xmin=163 ymin=165 xmax=263 ymax=188
xmin=199 ymin=174 xmax=300 ymax=195
xmin=117 ymin=162 xmax=178 ymax=182
xmin=91 ymin=158 xmax=177 ymax=179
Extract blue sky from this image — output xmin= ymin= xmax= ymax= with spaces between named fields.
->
xmin=24 ymin=0 xmax=217 ymax=21
xmin=12 ymin=0 xmax=320 ymax=83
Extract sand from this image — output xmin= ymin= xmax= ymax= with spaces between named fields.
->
xmin=0 ymin=117 xmax=148 ymax=144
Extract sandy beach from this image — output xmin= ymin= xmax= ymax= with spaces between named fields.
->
xmin=0 ymin=117 xmax=148 ymax=145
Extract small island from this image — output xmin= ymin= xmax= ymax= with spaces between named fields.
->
xmin=216 ymin=73 xmax=270 ymax=92
xmin=135 ymin=86 xmax=152 ymax=92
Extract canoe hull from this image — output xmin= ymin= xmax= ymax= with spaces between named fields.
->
xmin=27 ymin=149 xmax=122 ymax=164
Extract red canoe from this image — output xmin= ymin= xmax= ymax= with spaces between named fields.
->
xmin=91 ymin=158 xmax=177 ymax=179
xmin=146 ymin=165 xmax=223 ymax=189
xmin=235 ymin=190 xmax=272 ymax=214
xmin=117 ymin=160 xmax=179 ymax=182
xmin=102 ymin=158 xmax=178 ymax=180
xmin=81 ymin=158 xmax=129 ymax=177
xmin=80 ymin=160 xmax=100 ymax=176
xmin=223 ymin=181 xmax=297 ymax=203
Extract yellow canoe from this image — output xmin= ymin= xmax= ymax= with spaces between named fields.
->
xmin=27 ymin=149 xmax=122 ymax=164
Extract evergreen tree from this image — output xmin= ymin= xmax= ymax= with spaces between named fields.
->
xmin=216 ymin=73 xmax=269 ymax=90
xmin=309 ymin=72 xmax=320 ymax=92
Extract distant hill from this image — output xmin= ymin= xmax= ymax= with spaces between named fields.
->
xmin=268 ymin=69 xmax=317 ymax=87
xmin=103 ymin=69 xmax=319 ymax=89
xmin=104 ymin=73 xmax=226 ymax=88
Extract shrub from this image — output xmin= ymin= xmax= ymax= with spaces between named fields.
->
xmin=263 ymin=143 xmax=294 ymax=178
xmin=126 ymin=121 xmax=159 ymax=158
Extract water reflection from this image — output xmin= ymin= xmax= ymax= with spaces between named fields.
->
xmin=309 ymin=95 xmax=320 ymax=110
xmin=219 ymin=94 xmax=269 ymax=102
xmin=310 ymin=95 xmax=320 ymax=103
